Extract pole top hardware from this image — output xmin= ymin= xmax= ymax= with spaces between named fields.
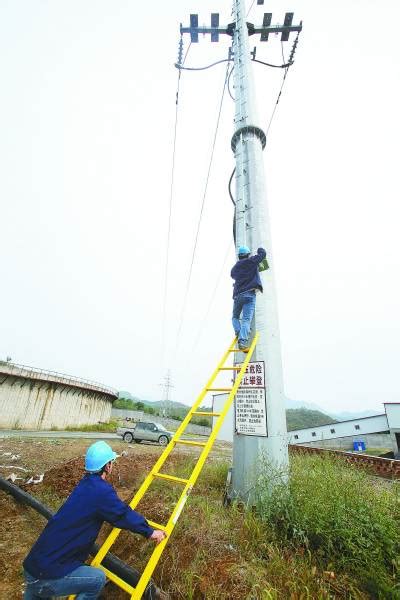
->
xmin=180 ymin=12 xmax=302 ymax=43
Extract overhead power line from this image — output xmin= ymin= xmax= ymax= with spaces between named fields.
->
xmin=246 ymin=0 xmax=256 ymax=18
xmin=161 ymin=43 xmax=191 ymax=369
xmin=173 ymin=61 xmax=231 ymax=361
xmin=265 ymin=31 xmax=300 ymax=137
xmin=190 ymin=239 xmax=233 ymax=353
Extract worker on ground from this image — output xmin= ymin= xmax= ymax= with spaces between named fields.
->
xmin=23 ymin=440 xmax=166 ymax=599
xmin=231 ymin=245 xmax=267 ymax=351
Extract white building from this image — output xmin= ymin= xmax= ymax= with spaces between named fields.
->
xmin=212 ymin=395 xmax=400 ymax=458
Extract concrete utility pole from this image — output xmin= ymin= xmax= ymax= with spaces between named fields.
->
xmin=179 ymin=1 xmax=302 ymax=502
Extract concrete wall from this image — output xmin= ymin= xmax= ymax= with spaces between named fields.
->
xmin=385 ymin=403 xmax=400 ymax=428
xmin=158 ymin=416 xmax=211 ymax=437
xmin=299 ymin=432 xmax=392 ymax=451
xmin=0 ymin=363 xmax=117 ymax=429
xmin=111 ymin=408 xmax=144 ymax=421
xmin=385 ymin=403 xmax=400 ymax=457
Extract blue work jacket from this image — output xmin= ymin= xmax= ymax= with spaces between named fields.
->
xmin=231 ymin=247 xmax=267 ymax=298
xmin=23 ymin=473 xmax=154 ymax=579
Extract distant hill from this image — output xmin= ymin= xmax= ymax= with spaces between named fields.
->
xmin=118 ymin=393 xmax=188 ymax=411
xmin=284 ymin=396 xmax=333 ymax=414
xmin=285 ymin=398 xmax=382 ymax=423
xmin=286 ymin=408 xmax=336 ymax=431
xmin=115 ymin=395 xmax=211 ymax=426
xmin=118 ymin=391 xmax=139 ymax=402
xmin=118 ymin=394 xmax=338 ymax=433
xmin=332 ymin=409 xmax=381 ymax=420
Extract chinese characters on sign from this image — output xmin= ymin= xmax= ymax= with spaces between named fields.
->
xmin=235 ymin=361 xmax=267 ymax=436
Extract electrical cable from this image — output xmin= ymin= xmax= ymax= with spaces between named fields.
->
xmin=246 ymin=0 xmax=256 ymax=18
xmin=161 ymin=42 xmax=191 ymax=369
xmin=228 ymin=167 xmax=236 ymax=243
xmin=190 ymin=239 xmax=233 ymax=353
xmin=227 ymin=64 xmax=235 ymax=101
xmin=252 ymin=58 xmax=293 ymax=69
xmin=265 ymin=43 xmax=289 ymax=137
xmin=175 ymin=55 xmax=291 ymax=75
xmin=265 ymin=32 xmax=300 ymax=138
xmin=173 ymin=62 xmax=231 ymax=360
xmin=228 ymin=167 xmax=236 ymax=206
xmin=175 ymin=58 xmax=232 ymax=72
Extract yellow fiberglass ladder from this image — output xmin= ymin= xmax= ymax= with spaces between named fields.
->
xmin=91 ymin=333 xmax=258 ymax=599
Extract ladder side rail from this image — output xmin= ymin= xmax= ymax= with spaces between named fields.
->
xmin=188 ymin=332 xmax=259 ymax=485
xmin=91 ymin=337 xmax=237 ymax=568
xmin=131 ymin=477 xmax=193 ymax=599
xmin=131 ymin=334 xmax=259 ymax=599
xmin=172 ymin=335 xmax=238 ymax=436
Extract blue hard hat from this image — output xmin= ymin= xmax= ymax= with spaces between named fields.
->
xmin=238 ymin=245 xmax=250 ymax=256
xmin=85 ymin=441 xmax=118 ymax=472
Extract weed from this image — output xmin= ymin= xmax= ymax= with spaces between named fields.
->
xmin=256 ymin=453 xmax=400 ymax=597
xmin=64 ymin=420 xmax=118 ymax=432
xmin=32 ymin=487 xmax=64 ymax=513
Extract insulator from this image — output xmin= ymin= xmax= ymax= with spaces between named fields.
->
xmin=289 ymin=32 xmax=299 ymax=63
xmin=177 ymin=35 xmax=184 ymax=65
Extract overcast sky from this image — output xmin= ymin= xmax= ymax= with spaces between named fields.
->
xmin=1 ymin=0 xmax=399 ymax=416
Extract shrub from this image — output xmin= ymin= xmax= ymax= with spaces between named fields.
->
xmin=65 ymin=420 xmax=118 ymax=432
xmin=256 ymin=453 xmax=400 ymax=597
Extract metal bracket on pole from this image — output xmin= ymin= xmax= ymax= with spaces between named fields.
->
xmin=231 ymin=125 xmax=266 ymax=153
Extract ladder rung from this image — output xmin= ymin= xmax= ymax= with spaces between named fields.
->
xmin=219 ymin=366 xmax=241 ymax=370
xmin=207 ymin=387 xmax=233 ymax=392
xmin=228 ymin=348 xmax=247 ymax=352
xmin=147 ymin=519 xmax=167 ymax=531
xmin=175 ymin=439 xmax=207 ymax=447
xmin=153 ymin=472 xmax=189 ymax=484
xmin=101 ymin=566 xmax=135 ymax=595
xmin=193 ymin=411 xmax=221 ymax=417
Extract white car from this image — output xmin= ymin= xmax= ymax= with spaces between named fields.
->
xmin=117 ymin=421 xmax=173 ymax=446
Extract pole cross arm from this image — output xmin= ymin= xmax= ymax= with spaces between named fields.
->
xmin=251 ymin=23 xmax=303 ymax=39
xmin=180 ymin=14 xmax=302 ymax=43
xmin=180 ymin=23 xmax=302 ymax=39
xmin=179 ymin=24 xmax=232 ymax=41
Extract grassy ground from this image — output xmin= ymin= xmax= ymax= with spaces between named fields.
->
xmin=358 ymin=448 xmax=392 ymax=457
xmin=64 ymin=420 xmax=119 ymax=432
xmin=0 ymin=439 xmax=398 ymax=599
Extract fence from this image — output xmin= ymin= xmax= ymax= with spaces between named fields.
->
xmin=0 ymin=361 xmax=117 ymax=397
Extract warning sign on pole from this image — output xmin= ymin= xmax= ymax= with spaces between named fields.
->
xmin=235 ymin=361 xmax=267 ymax=436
